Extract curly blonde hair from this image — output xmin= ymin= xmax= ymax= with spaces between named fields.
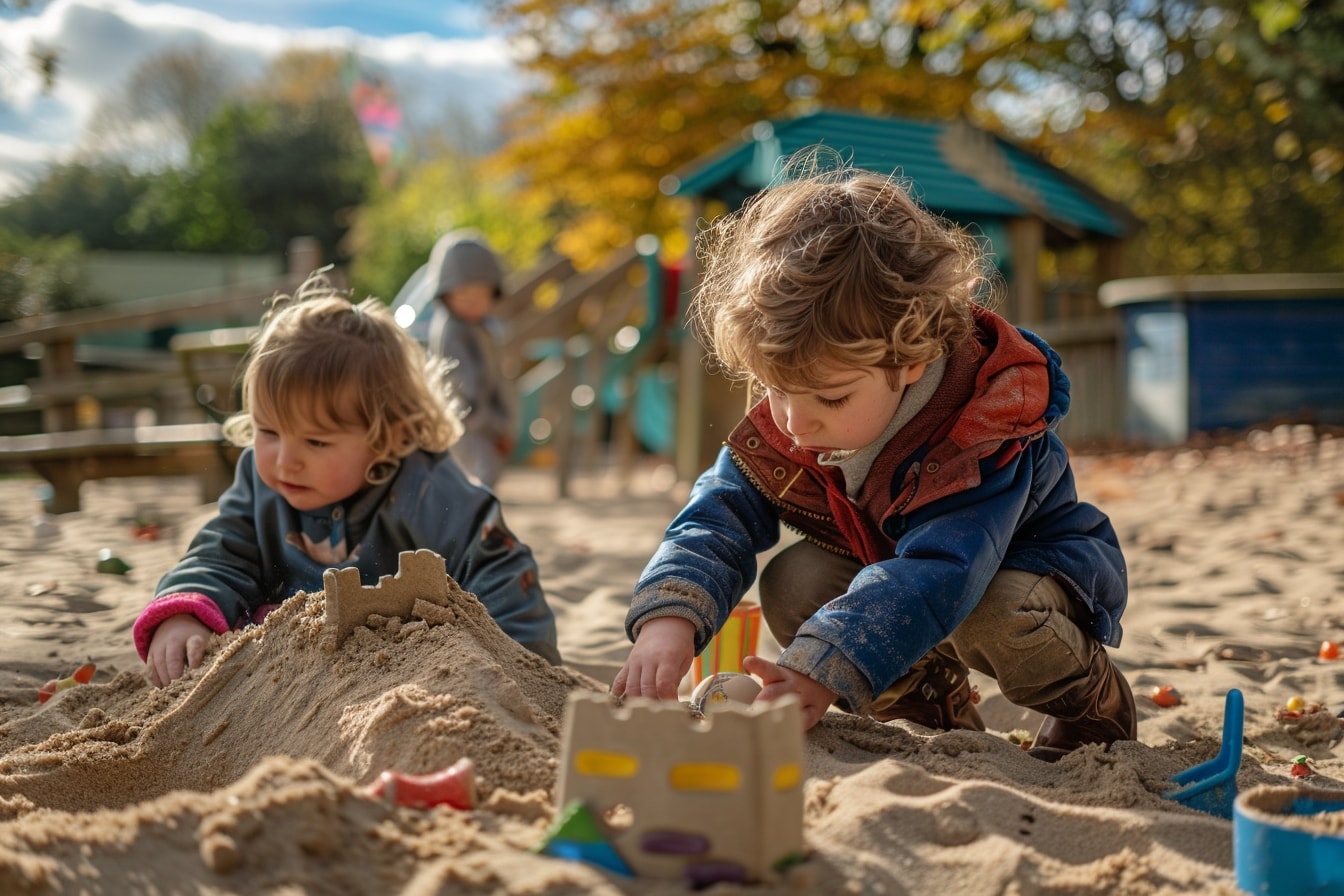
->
xmin=693 ymin=152 xmax=998 ymax=392
xmin=222 ymin=273 xmax=463 ymax=482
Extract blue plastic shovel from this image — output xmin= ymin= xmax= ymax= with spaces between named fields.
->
xmin=1165 ymin=688 xmax=1244 ymax=818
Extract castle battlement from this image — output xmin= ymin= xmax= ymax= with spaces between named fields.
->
xmin=321 ymin=549 xmax=468 ymax=650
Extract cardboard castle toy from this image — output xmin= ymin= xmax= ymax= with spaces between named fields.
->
xmin=551 ymin=691 xmax=806 ymax=885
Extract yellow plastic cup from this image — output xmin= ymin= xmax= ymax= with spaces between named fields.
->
xmin=692 ymin=601 xmax=762 ymax=685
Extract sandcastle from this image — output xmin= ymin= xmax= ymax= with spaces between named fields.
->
xmin=320 ymin=549 xmax=474 ymax=651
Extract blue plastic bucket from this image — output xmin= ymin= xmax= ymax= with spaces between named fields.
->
xmin=1234 ymin=784 xmax=1344 ymax=895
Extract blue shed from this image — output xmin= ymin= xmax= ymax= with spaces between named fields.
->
xmin=1099 ymin=273 xmax=1344 ymax=445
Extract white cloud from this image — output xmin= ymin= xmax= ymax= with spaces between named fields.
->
xmin=0 ymin=0 xmax=524 ymax=199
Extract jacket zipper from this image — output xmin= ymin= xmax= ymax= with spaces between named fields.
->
xmin=728 ymin=449 xmax=856 ymax=558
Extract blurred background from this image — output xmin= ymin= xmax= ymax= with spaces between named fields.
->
xmin=2 ymin=0 xmax=1342 ymax=493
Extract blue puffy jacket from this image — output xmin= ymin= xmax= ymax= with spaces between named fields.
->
xmin=626 ymin=308 xmax=1125 ymax=711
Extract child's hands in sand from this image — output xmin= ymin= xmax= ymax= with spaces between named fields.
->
xmin=743 ymin=655 xmax=838 ymax=731
xmin=145 ymin=615 xmax=212 ymax=687
xmin=611 ymin=616 xmax=695 ymax=701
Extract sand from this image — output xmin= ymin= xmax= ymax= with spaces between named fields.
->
xmin=1 ymin=426 xmax=1342 ymax=894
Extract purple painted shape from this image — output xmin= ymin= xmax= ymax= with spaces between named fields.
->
xmin=639 ymin=830 xmax=710 ymax=855
xmin=684 ymin=860 xmax=748 ymax=887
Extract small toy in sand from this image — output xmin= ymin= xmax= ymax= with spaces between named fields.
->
xmin=690 ymin=672 xmax=762 ymax=715
xmin=95 ymin=549 xmax=132 ymax=575
xmin=1319 ymin=641 xmax=1340 ymax=662
xmin=365 ymin=757 xmax=476 ymax=810
xmin=1150 ymin=684 xmax=1182 ymax=707
xmin=1290 ymin=755 xmax=1313 ymax=778
xmin=534 ymin=799 xmax=633 ymax=876
xmin=1273 ymin=695 xmax=1329 ymax=721
xmin=37 ymin=662 xmax=95 ymax=703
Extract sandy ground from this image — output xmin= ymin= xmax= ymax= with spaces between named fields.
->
xmin=1 ymin=427 xmax=1342 ymax=894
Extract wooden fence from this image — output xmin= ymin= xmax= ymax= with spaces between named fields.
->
xmin=0 ymin=240 xmax=318 ymax=511
xmin=1026 ymin=315 xmax=1125 ymax=448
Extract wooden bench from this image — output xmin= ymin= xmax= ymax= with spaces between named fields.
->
xmin=0 ymin=423 xmax=240 ymax=513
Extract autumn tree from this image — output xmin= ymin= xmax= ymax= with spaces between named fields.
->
xmin=484 ymin=0 xmax=1344 ymax=275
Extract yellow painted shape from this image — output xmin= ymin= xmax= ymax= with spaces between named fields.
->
xmin=670 ymin=763 xmax=741 ymax=792
xmin=574 ymin=750 xmax=639 ymax=778
xmin=717 ymin=617 xmax=743 ymax=673
xmin=773 ymin=763 xmax=801 ymax=790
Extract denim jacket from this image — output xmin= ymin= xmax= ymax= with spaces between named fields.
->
xmin=626 ymin=308 xmax=1126 ymax=712
xmin=135 ymin=448 xmax=560 ymax=664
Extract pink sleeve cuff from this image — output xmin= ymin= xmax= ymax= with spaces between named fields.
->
xmin=133 ymin=593 xmax=230 ymax=661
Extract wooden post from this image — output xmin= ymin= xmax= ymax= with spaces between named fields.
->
xmin=1007 ymin=217 xmax=1045 ymax=324
xmin=286 ymin=236 xmax=323 ymax=283
xmin=39 ymin=338 xmax=78 ymax=433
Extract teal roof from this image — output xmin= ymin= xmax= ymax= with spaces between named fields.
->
xmin=664 ymin=109 xmax=1138 ymax=241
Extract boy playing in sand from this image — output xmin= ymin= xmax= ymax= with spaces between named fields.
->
xmin=134 ymin=274 xmax=559 ymax=686
xmin=612 ymin=158 xmax=1135 ymax=761
xmin=425 ymin=230 xmax=516 ymax=489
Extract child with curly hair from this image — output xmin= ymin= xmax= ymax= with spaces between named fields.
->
xmin=135 ymin=274 xmax=559 ymax=686
xmin=612 ymin=157 xmax=1133 ymax=761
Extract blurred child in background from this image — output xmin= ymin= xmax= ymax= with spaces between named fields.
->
xmin=425 ymin=230 xmax=517 ymax=488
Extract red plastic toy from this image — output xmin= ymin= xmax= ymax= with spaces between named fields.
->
xmin=37 ymin=662 xmax=95 ymax=703
xmin=365 ymin=757 xmax=476 ymax=810
xmin=1150 ymin=684 xmax=1182 ymax=707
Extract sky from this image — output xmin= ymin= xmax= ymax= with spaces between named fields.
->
xmin=0 ymin=0 xmax=527 ymax=198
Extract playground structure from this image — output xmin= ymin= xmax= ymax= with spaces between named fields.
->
xmin=489 ymin=110 xmax=1152 ymax=485
xmin=493 ymin=236 xmax=685 ymax=495
xmin=553 ymin=691 xmax=805 ymax=884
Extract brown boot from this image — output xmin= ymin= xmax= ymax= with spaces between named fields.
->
xmin=1027 ymin=643 xmax=1136 ymax=762
xmin=871 ymin=651 xmax=986 ymax=732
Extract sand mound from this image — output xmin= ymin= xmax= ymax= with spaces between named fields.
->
xmin=0 ymin=571 xmax=601 ymax=818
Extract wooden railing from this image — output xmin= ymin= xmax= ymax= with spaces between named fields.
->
xmin=503 ymin=240 xmax=666 ymax=497
xmin=0 ymin=242 xmax=317 ymax=511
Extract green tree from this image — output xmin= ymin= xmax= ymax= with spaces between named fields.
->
xmin=0 ymin=228 xmax=99 ymax=321
xmin=125 ymin=51 xmax=377 ymax=260
xmin=0 ymin=162 xmax=168 ymax=250
xmin=1040 ymin=2 xmax=1344 ymax=274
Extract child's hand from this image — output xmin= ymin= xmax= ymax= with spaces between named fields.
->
xmin=743 ymin=655 xmax=838 ymax=731
xmin=611 ymin=616 xmax=695 ymax=701
xmin=145 ymin=614 xmax=213 ymax=688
